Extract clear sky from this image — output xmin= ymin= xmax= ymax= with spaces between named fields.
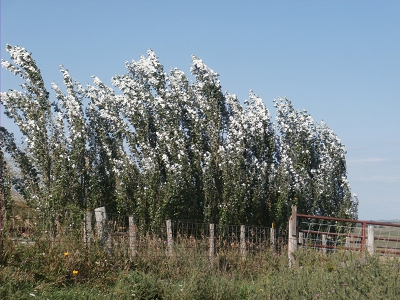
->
xmin=1 ymin=1 xmax=399 ymax=220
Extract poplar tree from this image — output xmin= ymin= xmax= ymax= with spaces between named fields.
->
xmin=1 ymin=45 xmax=358 ymax=228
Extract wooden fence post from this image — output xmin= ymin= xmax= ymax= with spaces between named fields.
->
xmin=166 ymin=220 xmax=173 ymax=256
xmin=345 ymin=236 xmax=351 ymax=249
xmin=94 ymin=206 xmax=111 ymax=256
xmin=299 ymin=232 xmax=304 ymax=247
xmin=322 ymin=234 xmax=327 ymax=255
xmin=270 ymin=224 xmax=276 ymax=253
xmin=128 ymin=216 xmax=137 ymax=261
xmin=84 ymin=209 xmax=92 ymax=248
xmin=95 ymin=207 xmax=106 ymax=241
xmin=367 ymin=225 xmax=375 ymax=256
xmin=240 ymin=225 xmax=246 ymax=257
xmin=288 ymin=205 xmax=297 ymax=267
xmin=209 ymin=223 xmax=215 ymax=266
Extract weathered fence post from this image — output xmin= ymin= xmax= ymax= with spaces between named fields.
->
xmin=367 ymin=225 xmax=375 ymax=256
xmin=95 ymin=207 xmax=106 ymax=241
xmin=84 ymin=209 xmax=92 ymax=248
xmin=128 ymin=216 xmax=137 ymax=261
xmin=345 ymin=236 xmax=351 ymax=249
xmin=166 ymin=219 xmax=173 ymax=256
xmin=240 ymin=225 xmax=246 ymax=257
xmin=288 ymin=205 xmax=297 ymax=267
xmin=298 ymin=232 xmax=304 ymax=247
xmin=322 ymin=234 xmax=327 ymax=255
xmin=270 ymin=224 xmax=276 ymax=253
xmin=209 ymin=223 xmax=215 ymax=266
xmin=94 ymin=206 xmax=111 ymax=256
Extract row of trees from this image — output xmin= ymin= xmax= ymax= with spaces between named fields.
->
xmin=0 ymin=44 xmax=358 ymax=227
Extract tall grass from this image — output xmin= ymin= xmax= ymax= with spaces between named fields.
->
xmin=2 ymin=228 xmax=400 ymax=299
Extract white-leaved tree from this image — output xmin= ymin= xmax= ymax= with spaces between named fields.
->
xmin=273 ymin=98 xmax=358 ymax=225
xmin=1 ymin=45 xmax=358 ymax=228
xmin=1 ymin=45 xmax=59 ymax=217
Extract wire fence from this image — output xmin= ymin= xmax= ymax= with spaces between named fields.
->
xmin=6 ymin=206 xmax=399 ymax=265
xmin=5 ymin=213 xmax=78 ymax=242
xmin=298 ymin=221 xmax=363 ymax=253
xmin=4 ymin=211 xmax=288 ymax=261
xmin=374 ymin=225 xmax=400 ymax=255
xmin=296 ymin=213 xmax=400 ymax=256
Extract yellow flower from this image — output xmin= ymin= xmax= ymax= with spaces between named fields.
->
xmin=72 ymin=270 xmax=78 ymax=275
xmin=64 ymin=251 xmax=69 ymax=257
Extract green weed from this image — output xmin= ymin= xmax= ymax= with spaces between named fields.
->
xmin=1 ymin=234 xmax=400 ymax=299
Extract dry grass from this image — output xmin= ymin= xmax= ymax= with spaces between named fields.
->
xmin=2 ymin=218 xmax=400 ymax=299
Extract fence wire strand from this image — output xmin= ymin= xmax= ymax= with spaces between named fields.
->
xmin=7 ymin=211 xmax=400 ymax=260
xmin=298 ymin=218 xmax=400 ymax=256
xmin=4 ymin=214 xmax=287 ymax=260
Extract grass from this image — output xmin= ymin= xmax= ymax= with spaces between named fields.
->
xmin=2 ymin=226 xmax=400 ymax=299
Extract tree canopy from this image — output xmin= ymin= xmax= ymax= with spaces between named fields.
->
xmin=1 ymin=45 xmax=358 ymax=227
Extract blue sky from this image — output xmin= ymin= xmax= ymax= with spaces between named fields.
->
xmin=1 ymin=1 xmax=399 ymax=220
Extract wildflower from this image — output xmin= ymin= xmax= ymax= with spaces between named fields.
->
xmin=72 ymin=270 xmax=79 ymax=275
xmin=343 ymin=282 xmax=348 ymax=286
xmin=64 ymin=251 xmax=69 ymax=257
